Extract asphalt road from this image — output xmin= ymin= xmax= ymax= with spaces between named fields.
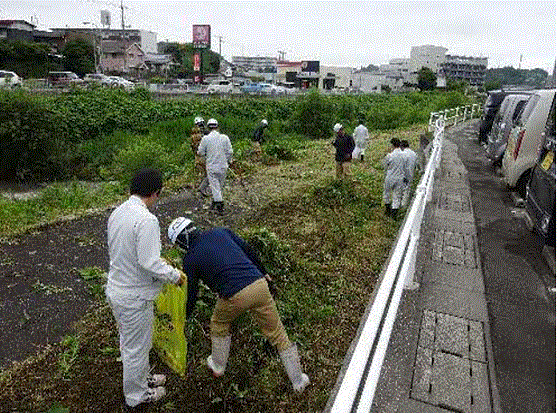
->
xmin=449 ymin=120 xmax=556 ymax=413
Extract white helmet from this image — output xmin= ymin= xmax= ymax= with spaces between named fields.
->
xmin=261 ymin=119 xmax=268 ymax=126
xmin=207 ymin=118 xmax=218 ymax=128
xmin=333 ymin=123 xmax=343 ymax=133
xmin=168 ymin=217 xmax=195 ymax=246
xmin=194 ymin=116 xmax=204 ymax=126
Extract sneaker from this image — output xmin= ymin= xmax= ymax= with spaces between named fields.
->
xmin=147 ymin=374 xmax=166 ymax=387
xmin=143 ymin=386 xmax=166 ymax=403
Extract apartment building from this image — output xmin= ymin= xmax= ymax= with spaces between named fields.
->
xmin=440 ymin=55 xmax=488 ymax=86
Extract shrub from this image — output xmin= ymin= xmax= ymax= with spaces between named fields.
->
xmin=0 ymin=91 xmax=68 ymax=181
xmin=290 ymin=88 xmax=335 ymax=140
xmin=109 ymin=138 xmax=179 ymax=184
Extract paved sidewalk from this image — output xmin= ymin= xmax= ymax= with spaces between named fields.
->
xmin=371 ymin=122 xmax=500 ymax=413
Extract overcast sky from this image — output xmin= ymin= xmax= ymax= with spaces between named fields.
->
xmin=2 ymin=1 xmax=555 ymax=72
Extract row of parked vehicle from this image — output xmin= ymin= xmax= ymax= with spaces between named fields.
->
xmin=206 ymin=79 xmax=298 ymax=95
xmin=48 ymin=71 xmax=135 ymax=90
xmin=479 ymin=88 xmax=556 ymax=246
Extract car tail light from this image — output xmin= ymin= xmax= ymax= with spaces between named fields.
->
xmin=514 ymin=129 xmax=526 ymax=159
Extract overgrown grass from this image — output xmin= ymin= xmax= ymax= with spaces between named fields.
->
xmin=0 ymin=180 xmax=125 ymax=236
xmin=0 ymin=120 xmax=428 ymax=411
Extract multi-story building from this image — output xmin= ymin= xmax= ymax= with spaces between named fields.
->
xmin=232 ymin=56 xmax=277 ymax=72
xmin=440 ymin=55 xmax=488 ymax=86
xmin=409 ymin=45 xmax=448 ymax=76
xmin=47 ymin=27 xmax=158 ymax=74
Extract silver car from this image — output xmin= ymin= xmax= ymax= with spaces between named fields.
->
xmin=486 ymin=93 xmax=531 ymax=166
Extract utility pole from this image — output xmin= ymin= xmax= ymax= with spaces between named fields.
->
xmin=120 ymin=0 xmax=127 ymax=74
xmin=216 ymin=35 xmax=224 ymax=71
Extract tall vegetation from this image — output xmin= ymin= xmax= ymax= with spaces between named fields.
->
xmin=0 ymin=88 xmax=472 ymax=182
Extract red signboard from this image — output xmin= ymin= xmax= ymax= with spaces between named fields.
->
xmin=192 ymin=25 xmax=210 ymax=49
xmin=193 ymin=53 xmax=200 ymax=72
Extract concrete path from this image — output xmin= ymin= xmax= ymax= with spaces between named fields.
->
xmin=371 ymin=120 xmax=555 ymax=413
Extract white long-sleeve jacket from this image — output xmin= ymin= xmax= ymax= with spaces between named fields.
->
xmin=197 ymin=130 xmax=233 ymax=171
xmin=353 ymin=124 xmax=369 ymax=148
xmin=382 ymin=148 xmax=408 ymax=182
xmin=106 ymin=195 xmax=180 ymax=300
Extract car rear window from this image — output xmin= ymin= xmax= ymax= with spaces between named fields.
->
xmin=518 ymin=95 xmax=540 ymax=125
xmin=512 ymin=100 xmax=528 ymax=123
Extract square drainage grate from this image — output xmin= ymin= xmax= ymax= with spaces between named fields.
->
xmin=432 ymin=230 xmax=477 ymax=268
xmin=411 ymin=310 xmax=491 ymax=413
xmin=437 ymin=193 xmax=472 ymax=213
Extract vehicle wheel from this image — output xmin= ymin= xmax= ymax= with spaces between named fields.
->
xmin=515 ymin=170 xmax=531 ymax=199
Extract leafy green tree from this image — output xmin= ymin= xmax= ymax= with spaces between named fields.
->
xmin=485 ymin=66 xmax=548 ymax=88
xmin=159 ymin=42 xmax=221 ymax=79
xmin=0 ymin=39 xmax=55 ymax=78
xmin=62 ymin=38 xmax=95 ymax=77
xmin=417 ymin=67 xmax=436 ymax=91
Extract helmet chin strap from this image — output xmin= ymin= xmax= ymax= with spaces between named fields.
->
xmin=176 ymin=230 xmax=189 ymax=250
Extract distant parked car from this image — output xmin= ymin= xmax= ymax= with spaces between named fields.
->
xmin=0 ymin=70 xmax=22 ymax=88
xmin=486 ymin=93 xmax=531 ymax=166
xmin=83 ymin=73 xmax=110 ymax=86
xmin=207 ymin=80 xmax=234 ymax=94
xmin=260 ymin=83 xmax=280 ymax=95
xmin=240 ymin=81 xmax=262 ymax=94
xmin=525 ymin=96 xmax=555 ymax=246
xmin=47 ymin=71 xmax=84 ymax=88
xmin=106 ymin=76 xmax=134 ymax=90
xmin=502 ymin=89 xmax=556 ymax=197
xmin=280 ymin=82 xmax=298 ymax=95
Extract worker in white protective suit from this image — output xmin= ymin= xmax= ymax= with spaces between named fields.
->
xmin=382 ymin=138 xmax=407 ymax=219
xmin=197 ymin=118 xmax=234 ymax=215
xmin=400 ymin=139 xmax=417 ymax=208
xmin=351 ymin=118 xmax=370 ymax=162
xmin=105 ymin=168 xmax=185 ymax=408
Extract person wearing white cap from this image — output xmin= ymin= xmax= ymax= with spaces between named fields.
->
xmin=251 ymin=119 xmax=269 ymax=155
xmin=197 ymin=118 xmax=234 ymax=214
xmin=332 ymin=123 xmax=355 ymax=180
xmin=105 ymin=168 xmax=185 ymax=408
xmin=167 ymin=217 xmax=310 ymax=393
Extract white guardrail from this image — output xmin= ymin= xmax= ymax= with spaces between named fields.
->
xmin=325 ymin=104 xmax=480 ymax=413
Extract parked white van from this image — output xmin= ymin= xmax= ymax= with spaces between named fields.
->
xmin=502 ymin=89 xmax=556 ymax=196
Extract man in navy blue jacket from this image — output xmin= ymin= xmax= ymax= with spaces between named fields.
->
xmin=167 ymin=218 xmax=310 ymax=393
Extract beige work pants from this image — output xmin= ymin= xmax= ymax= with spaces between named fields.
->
xmin=210 ymin=278 xmax=291 ymax=352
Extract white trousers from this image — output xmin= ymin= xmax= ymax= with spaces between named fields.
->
xmin=352 ymin=143 xmax=366 ymax=160
xmin=206 ymin=167 xmax=227 ymax=202
xmin=106 ymin=294 xmax=153 ymax=407
xmin=383 ymin=177 xmax=405 ymax=209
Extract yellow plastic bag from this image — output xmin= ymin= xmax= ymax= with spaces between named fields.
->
xmin=153 ymin=281 xmax=188 ymax=376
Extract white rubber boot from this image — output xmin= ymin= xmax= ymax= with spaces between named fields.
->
xmin=207 ymin=335 xmax=231 ymax=377
xmin=279 ymin=344 xmax=310 ymax=393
